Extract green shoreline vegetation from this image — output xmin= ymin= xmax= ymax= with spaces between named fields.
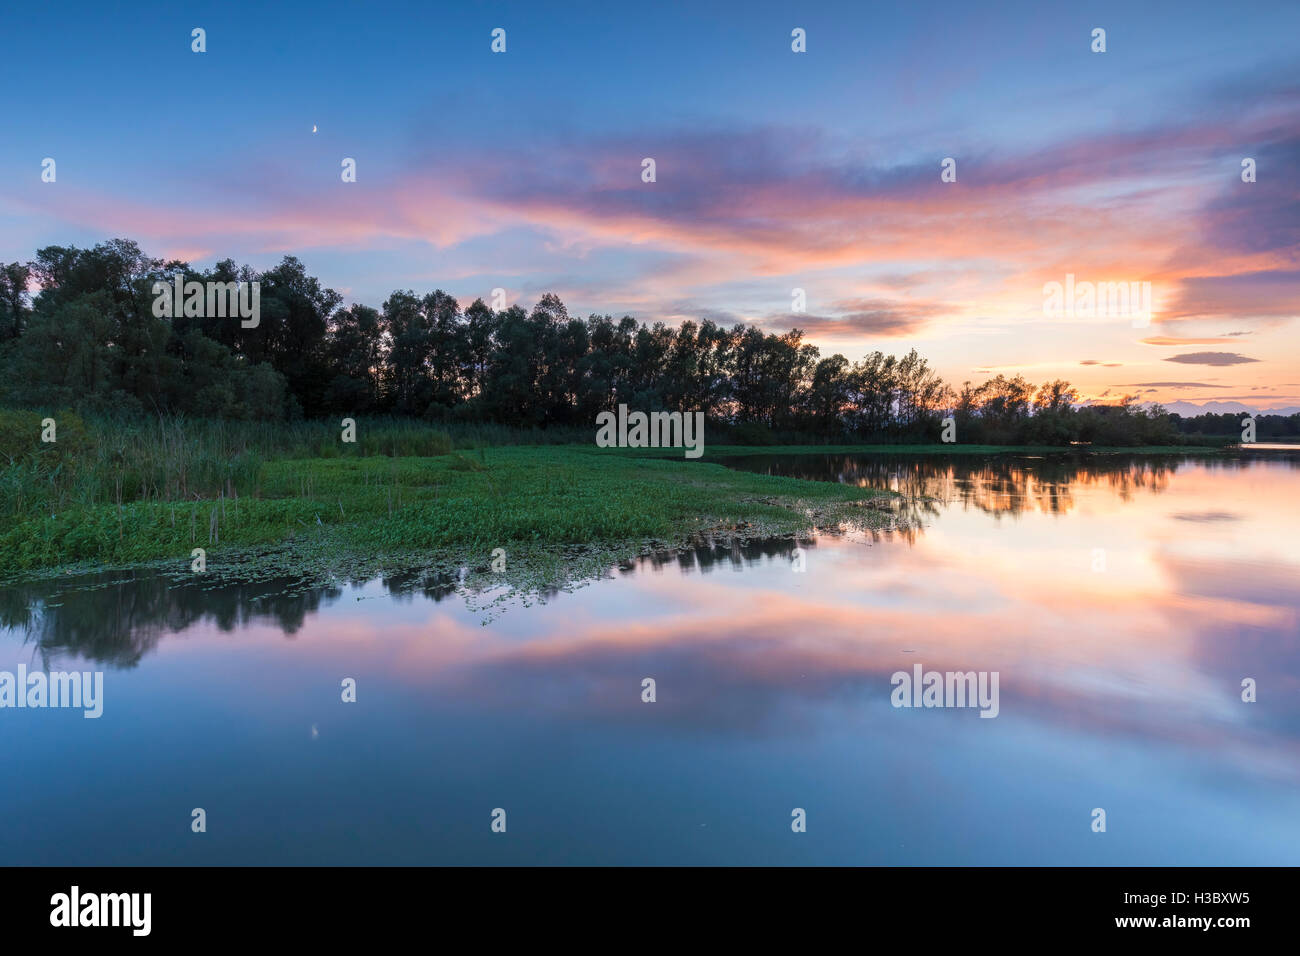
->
xmin=0 ymin=411 xmax=1258 ymax=599
xmin=0 ymin=412 xmax=910 ymax=597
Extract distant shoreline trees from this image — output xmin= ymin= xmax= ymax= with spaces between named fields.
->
xmin=0 ymin=239 xmax=1290 ymax=445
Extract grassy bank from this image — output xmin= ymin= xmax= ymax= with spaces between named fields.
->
xmin=0 ymin=412 xmax=1245 ymax=593
xmin=0 ymin=409 xmax=1232 ymax=522
xmin=0 ymin=445 xmax=904 ymax=592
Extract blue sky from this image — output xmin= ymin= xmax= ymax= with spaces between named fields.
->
xmin=2 ymin=0 xmax=1297 ymax=405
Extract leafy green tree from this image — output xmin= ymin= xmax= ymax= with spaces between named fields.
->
xmin=382 ymin=291 xmax=431 ymax=414
xmin=423 ymin=290 xmax=463 ymax=416
xmin=324 ymin=304 xmax=384 ymax=412
xmin=805 ymin=354 xmax=852 ymax=435
xmin=0 ymin=262 xmax=31 ymax=341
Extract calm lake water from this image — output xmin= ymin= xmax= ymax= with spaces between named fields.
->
xmin=2 ymin=452 xmax=1298 ymax=865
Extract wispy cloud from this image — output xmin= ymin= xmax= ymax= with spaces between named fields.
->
xmin=1163 ymin=352 xmax=1260 ymax=366
xmin=1140 ymin=335 xmax=1252 ymax=346
xmin=1123 ymin=381 xmax=1228 ymax=389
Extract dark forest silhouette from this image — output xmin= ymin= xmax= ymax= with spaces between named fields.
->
xmin=1 ymin=239 xmax=1294 ymax=445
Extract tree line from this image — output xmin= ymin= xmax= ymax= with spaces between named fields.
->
xmin=0 ymin=238 xmax=1278 ymax=445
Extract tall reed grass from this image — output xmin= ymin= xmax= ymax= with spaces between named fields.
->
xmin=0 ymin=410 xmax=471 ymax=520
